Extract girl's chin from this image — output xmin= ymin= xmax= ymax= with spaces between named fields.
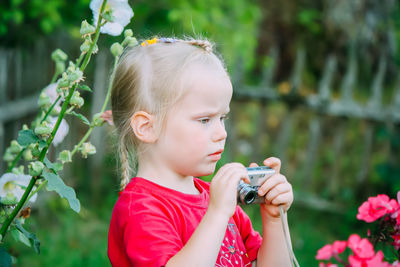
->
xmin=193 ymin=166 xmax=217 ymax=177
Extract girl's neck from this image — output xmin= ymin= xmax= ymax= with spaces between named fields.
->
xmin=136 ymin=156 xmax=200 ymax=195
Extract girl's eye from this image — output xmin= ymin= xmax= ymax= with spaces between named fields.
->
xmin=220 ymin=115 xmax=229 ymax=122
xmin=199 ymin=118 xmax=210 ymax=124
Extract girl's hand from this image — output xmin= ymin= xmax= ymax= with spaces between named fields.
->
xmin=250 ymin=157 xmax=293 ymax=219
xmin=208 ymin=163 xmax=249 ymax=219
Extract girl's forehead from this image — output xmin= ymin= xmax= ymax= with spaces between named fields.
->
xmin=181 ymin=63 xmax=231 ymax=90
xmin=173 ymin=65 xmax=232 ymax=112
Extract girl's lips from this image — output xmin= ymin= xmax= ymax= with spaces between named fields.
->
xmin=208 ymin=150 xmax=223 ymax=161
xmin=209 ymin=149 xmax=224 ymax=156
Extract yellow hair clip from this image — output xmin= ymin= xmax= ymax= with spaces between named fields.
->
xmin=140 ymin=37 xmax=158 ymax=47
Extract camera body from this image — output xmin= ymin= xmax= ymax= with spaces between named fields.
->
xmin=237 ymin=166 xmax=275 ymax=205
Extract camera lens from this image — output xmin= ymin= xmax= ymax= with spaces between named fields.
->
xmin=243 ymin=190 xmax=257 ymax=204
xmin=237 ymin=181 xmax=258 ymax=205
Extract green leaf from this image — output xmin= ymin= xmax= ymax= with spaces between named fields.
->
xmin=68 ymin=111 xmax=90 ymax=126
xmin=78 ymin=84 xmax=93 ymax=92
xmin=42 ymin=171 xmax=80 ymax=213
xmin=15 ymin=221 xmax=40 ymax=254
xmin=11 ymin=228 xmax=31 ymax=247
xmin=43 ymin=158 xmax=63 ymax=173
xmin=0 ymin=246 xmax=11 ymax=267
xmin=38 ymin=140 xmax=47 ymax=149
xmin=17 ymin=130 xmax=39 ymax=147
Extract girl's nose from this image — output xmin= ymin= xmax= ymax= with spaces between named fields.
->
xmin=212 ymin=121 xmax=227 ymax=142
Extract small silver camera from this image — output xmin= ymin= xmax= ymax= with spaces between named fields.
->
xmin=237 ymin=166 xmax=275 ymax=205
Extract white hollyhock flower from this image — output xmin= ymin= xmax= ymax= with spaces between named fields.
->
xmin=48 ymin=116 xmax=69 ymax=147
xmin=90 ymin=0 xmax=134 ymax=36
xmin=0 ymin=173 xmax=37 ymax=203
xmin=43 ymin=83 xmax=62 ymax=113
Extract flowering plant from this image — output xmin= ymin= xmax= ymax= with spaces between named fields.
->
xmin=0 ymin=0 xmax=135 ymax=265
xmin=316 ymin=193 xmax=400 ymax=266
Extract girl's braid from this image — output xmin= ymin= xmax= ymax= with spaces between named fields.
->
xmin=182 ymin=39 xmax=213 ymax=53
xmin=119 ymin=143 xmax=132 ymax=190
xmin=141 ymin=37 xmax=213 ymax=53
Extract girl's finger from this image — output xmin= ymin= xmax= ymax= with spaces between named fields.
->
xmin=263 ymin=157 xmax=281 ymax=173
xmin=257 ymin=173 xmax=287 ymax=196
xmin=223 ymin=165 xmax=249 ymax=184
xmin=249 ymin=162 xmax=258 ymax=168
xmin=270 ymin=191 xmax=294 ymax=208
xmin=214 ymin=163 xmax=244 ymax=182
xmin=264 ymin=182 xmax=292 ymax=202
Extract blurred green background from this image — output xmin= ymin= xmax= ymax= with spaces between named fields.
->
xmin=1 ymin=0 xmax=400 ymax=266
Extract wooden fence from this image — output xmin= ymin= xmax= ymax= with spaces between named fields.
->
xmin=1 ymin=39 xmax=399 ymax=212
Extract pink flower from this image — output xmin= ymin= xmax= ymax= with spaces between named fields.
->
xmin=319 ymin=263 xmax=338 ymax=267
xmin=316 ymin=241 xmax=347 ymax=260
xmin=101 ymin=110 xmax=114 ymax=126
xmin=348 ymin=234 xmax=375 ymax=259
xmin=332 ymin=241 xmax=347 ymax=254
xmin=348 ymin=251 xmax=391 ymax=267
xmin=357 ymin=195 xmax=400 ymax=223
xmin=316 ymin=244 xmax=334 ymax=260
xmin=392 ymin=234 xmax=400 ymax=250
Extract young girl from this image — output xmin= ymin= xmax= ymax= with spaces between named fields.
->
xmin=107 ymin=37 xmax=294 ymax=267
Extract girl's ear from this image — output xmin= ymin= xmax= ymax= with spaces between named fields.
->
xmin=130 ymin=111 xmax=158 ymax=143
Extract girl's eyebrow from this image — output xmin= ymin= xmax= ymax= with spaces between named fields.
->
xmin=192 ymin=109 xmax=230 ymax=117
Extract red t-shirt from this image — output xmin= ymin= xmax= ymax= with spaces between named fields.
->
xmin=108 ymin=177 xmax=262 ymax=267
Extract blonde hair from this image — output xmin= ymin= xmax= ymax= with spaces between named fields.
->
xmin=111 ymin=37 xmax=229 ymax=190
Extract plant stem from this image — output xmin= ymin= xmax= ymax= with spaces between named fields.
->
xmin=0 ymin=0 xmax=108 ymax=240
xmin=0 ymin=176 xmax=37 ymax=238
xmin=101 ymin=55 xmax=119 ymax=113
xmin=71 ymin=127 xmax=95 ymax=157
xmin=79 ymin=0 xmax=106 ymax=71
xmin=7 ymin=93 xmax=61 ymax=173
xmin=41 ymin=95 xmax=62 ymax=123
xmin=71 ymin=54 xmax=119 ymax=156
xmin=6 ymin=149 xmax=25 ymax=173
xmin=27 ymin=55 xmax=119 ymax=202
xmin=75 ymin=52 xmax=85 ymax=67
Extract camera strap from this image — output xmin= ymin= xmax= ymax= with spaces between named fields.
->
xmin=279 ymin=205 xmax=300 ymax=267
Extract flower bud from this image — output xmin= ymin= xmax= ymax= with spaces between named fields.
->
xmin=80 ymin=142 xmax=96 ymax=158
xmin=58 ymin=150 xmax=72 ymax=164
xmin=23 ymin=148 xmax=34 ymax=161
xmin=29 ymin=161 xmax=45 ymax=177
xmin=9 ymin=140 xmax=22 ymax=154
xmin=67 ymin=61 xmax=76 ymax=72
xmin=55 ymin=61 xmax=66 ymax=74
xmin=92 ymin=43 xmax=99 ymax=54
xmin=124 ymin=29 xmax=133 ymax=38
xmin=68 ymin=69 xmax=84 ymax=85
xmin=3 ymin=149 xmax=14 ymax=162
xmin=70 ymin=91 xmax=84 ymax=108
xmin=92 ymin=113 xmax=105 ymax=127
xmin=110 ymin=42 xmax=124 ymax=57
xmin=12 ymin=166 xmax=25 ymax=175
xmin=122 ymin=37 xmax=138 ymax=48
xmin=22 ymin=124 xmax=29 ymax=130
xmin=102 ymin=10 xmax=115 ymax=22
xmin=50 ymin=107 xmax=60 ymax=116
xmin=0 ymin=194 xmax=18 ymax=205
xmin=51 ymin=49 xmax=68 ymax=62
xmin=34 ymin=121 xmax=53 ymax=137
xmin=31 ymin=144 xmax=41 ymax=157
xmin=57 ymin=72 xmax=70 ymax=91
xmin=80 ymin=20 xmax=96 ymax=36
xmin=38 ymin=92 xmax=52 ymax=109
xmin=80 ymin=39 xmax=91 ymax=53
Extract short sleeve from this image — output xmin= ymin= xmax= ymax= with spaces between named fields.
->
xmin=232 ymin=206 xmax=263 ymax=261
xmin=110 ymin=193 xmax=183 ymax=267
